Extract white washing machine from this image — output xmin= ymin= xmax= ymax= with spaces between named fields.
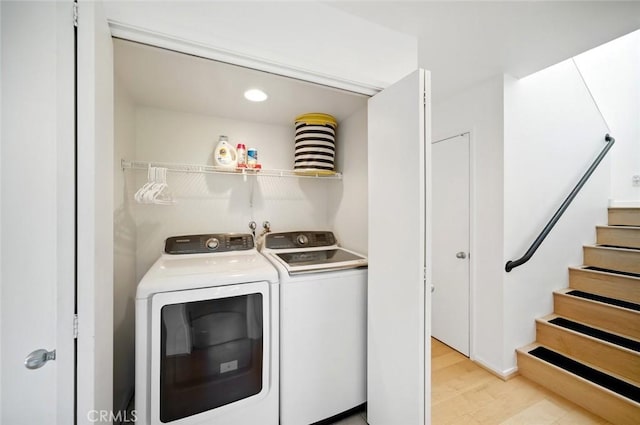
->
xmin=260 ymin=231 xmax=368 ymax=425
xmin=135 ymin=233 xmax=279 ymax=425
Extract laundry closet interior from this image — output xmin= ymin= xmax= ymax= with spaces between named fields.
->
xmin=113 ymin=38 xmax=370 ymax=412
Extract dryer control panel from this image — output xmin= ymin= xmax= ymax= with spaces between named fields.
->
xmin=264 ymin=231 xmax=336 ymax=249
xmin=165 ymin=233 xmax=254 ymax=254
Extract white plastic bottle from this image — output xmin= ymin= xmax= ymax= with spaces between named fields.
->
xmin=214 ymin=136 xmax=237 ymax=169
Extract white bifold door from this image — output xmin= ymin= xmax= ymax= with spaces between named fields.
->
xmin=1 ymin=2 xmax=75 ymax=424
xmin=368 ymin=69 xmax=432 ymax=425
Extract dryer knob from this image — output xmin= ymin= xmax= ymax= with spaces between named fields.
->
xmin=296 ymin=234 xmax=309 ymax=245
xmin=206 ymin=238 xmax=220 ymax=250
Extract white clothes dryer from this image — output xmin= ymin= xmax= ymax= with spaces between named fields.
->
xmin=135 ymin=233 xmax=278 ymax=425
xmin=260 ymin=231 xmax=368 ymax=425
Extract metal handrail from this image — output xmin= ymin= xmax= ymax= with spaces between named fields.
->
xmin=505 ymin=134 xmax=615 ymax=273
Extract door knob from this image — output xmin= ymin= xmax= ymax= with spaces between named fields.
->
xmin=456 ymin=252 xmax=467 ymax=259
xmin=24 ymin=349 xmax=56 ymax=370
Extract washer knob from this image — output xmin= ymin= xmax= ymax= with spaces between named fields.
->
xmin=296 ymin=234 xmax=309 ymax=245
xmin=206 ymin=238 xmax=220 ymax=250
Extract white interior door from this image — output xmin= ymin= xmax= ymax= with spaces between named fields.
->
xmin=1 ymin=1 xmax=75 ymax=423
xmin=368 ymin=69 xmax=431 ymax=425
xmin=431 ymin=133 xmax=470 ymax=355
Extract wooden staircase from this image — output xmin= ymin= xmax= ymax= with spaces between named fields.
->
xmin=517 ymin=207 xmax=640 ymax=425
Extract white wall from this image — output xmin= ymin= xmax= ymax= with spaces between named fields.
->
xmin=503 ymin=60 xmax=610 ymax=372
xmin=113 ymin=77 xmax=137 ymax=413
xmin=330 ymin=106 xmax=368 ymax=254
xmin=103 ymin=1 xmax=417 ymax=94
xmin=573 ymin=30 xmax=640 ymax=203
xmin=432 ymin=76 xmax=506 ymax=374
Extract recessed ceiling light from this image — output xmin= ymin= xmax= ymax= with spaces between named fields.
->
xmin=244 ymin=89 xmax=268 ymax=102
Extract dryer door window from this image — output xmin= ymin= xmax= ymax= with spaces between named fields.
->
xmin=150 ymin=282 xmax=270 ymax=424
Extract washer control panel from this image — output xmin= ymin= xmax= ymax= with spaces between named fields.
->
xmin=165 ymin=233 xmax=254 ymax=254
xmin=264 ymin=231 xmax=336 ymax=249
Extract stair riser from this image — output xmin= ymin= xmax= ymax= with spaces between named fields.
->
xmin=597 ymin=227 xmax=640 ymax=249
xmin=583 ymin=246 xmax=640 ymax=275
xmin=517 ymin=351 xmax=640 ymax=425
xmin=553 ymin=293 xmax=640 ymax=340
xmin=569 ymin=268 xmax=640 ymax=304
xmin=609 ymin=208 xmax=640 ymax=226
xmin=536 ymin=321 xmax=640 ymax=383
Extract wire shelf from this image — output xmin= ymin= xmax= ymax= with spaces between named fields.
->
xmin=121 ymin=159 xmax=342 ymax=180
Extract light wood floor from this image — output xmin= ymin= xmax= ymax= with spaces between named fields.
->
xmin=431 ymin=338 xmax=613 ymax=425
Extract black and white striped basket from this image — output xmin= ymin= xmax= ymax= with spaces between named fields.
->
xmin=294 ymin=113 xmax=337 ymax=174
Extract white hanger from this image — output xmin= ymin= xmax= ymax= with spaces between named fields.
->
xmin=134 ymin=166 xmax=175 ymax=205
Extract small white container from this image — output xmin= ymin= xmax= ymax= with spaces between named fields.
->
xmin=247 ymin=148 xmax=258 ymax=167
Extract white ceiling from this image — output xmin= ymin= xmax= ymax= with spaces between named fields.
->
xmin=329 ymin=1 xmax=640 ymax=101
xmin=113 ymin=39 xmax=367 ymax=126
xmin=115 ymin=2 xmax=640 ymax=111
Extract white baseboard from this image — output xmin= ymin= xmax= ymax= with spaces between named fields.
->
xmin=471 ymin=356 xmax=519 ymax=381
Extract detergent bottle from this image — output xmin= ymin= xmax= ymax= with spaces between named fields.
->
xmin=214 ymin=136 xmax=237 ymax=169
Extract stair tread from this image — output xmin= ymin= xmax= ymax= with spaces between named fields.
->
xmin=597 ymin=225 xmax=640 ymax=230
xmin=555 ymin=288 xmax=640 ymax=312
xmin=584 ymin=244 xmax=640 ymax=253
xmin=568 ymin=289 xmax=640 ymax=311
xmin=519 ymin=344 xmax=640 ymax=403
xmin=572 ymin=265 xmax=640 ymax=280
xmin=597 ymin=244 xmax=640 ymax=251
xmin=538 ymin=314 xmax=640 ymax=352
xmin=518 ymin=342 xmax=640 ymax=387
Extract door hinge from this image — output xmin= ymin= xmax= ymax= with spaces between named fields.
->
xmin=423 ymin=91 xmax=427 ymax=106
xmin=73 ymin=2 xmax=78 ymax=28
xmin=73 ymin=314 xmax=79 ymax=339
